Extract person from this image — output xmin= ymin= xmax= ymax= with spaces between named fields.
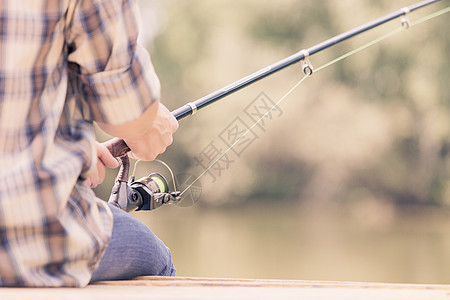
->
xmin=0 ymin=0 xmax=178 ymax=287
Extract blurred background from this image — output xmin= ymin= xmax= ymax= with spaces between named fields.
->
xmin=95 ymin=0 xmax=450 ymax=283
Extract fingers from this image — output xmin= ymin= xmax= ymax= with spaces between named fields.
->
xmin=98 ymin=143 xmax=120 ymax=168
xmin=86 ymin=159 xmax=105 ymax=188
xmin=84 ymin=177 xmax=92 ymax=187
xmin=127 ymin=136 xmax=167 ymax=161
xmin=128 ymin=128 xmax=175 ymax=161
xmin=125 ymin=103 xmax=179 ymax=161
xmin=85 ymin=142 xmax=120 ymax=188
xmin=133 ymin=126 xmax=174 ymax=160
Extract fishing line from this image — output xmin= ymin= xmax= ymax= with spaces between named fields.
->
xmin=315 ymin=6 xmax=450 ymax=73
xmin=179 ymin=75 xmax=308 ymax=196
xmin=178 ymin=5 xmax=449 ymax=198
xmin=131 ymin=159 xmax=178 ymax=192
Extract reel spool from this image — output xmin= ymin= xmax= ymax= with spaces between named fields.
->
xmin=128 ymin=173 xmax=178 ymax=211
xmin=108 ymin=156 xmax=181 ymax=212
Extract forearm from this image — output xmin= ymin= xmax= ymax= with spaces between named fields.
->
xmin=96 ymin=100 xmax=160 ymax=140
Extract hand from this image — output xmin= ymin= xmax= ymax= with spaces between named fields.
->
xmin=124 ymin=102 xmax=179 ymax=161
xmin=85 ymin=142 xmax=120 ymax=188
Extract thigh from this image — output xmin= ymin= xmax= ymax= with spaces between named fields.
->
xmin=90 ymin=204 xmax=175 ymax=282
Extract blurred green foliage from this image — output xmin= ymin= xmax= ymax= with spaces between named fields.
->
xmin=89 ymin=0 xmax=450 ymax=283
xmin=97 ymin=0 xmax=449 ymax=208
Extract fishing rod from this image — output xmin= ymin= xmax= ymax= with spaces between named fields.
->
xmin=105 ymin=0 xmax=445 ymax=212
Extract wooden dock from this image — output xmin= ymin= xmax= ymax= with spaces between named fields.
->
xmin=1 ymin=277 xmax=449 ymax=300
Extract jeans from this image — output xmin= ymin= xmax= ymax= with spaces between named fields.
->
xmin=90 ymin=204 xmax=175 ymax=282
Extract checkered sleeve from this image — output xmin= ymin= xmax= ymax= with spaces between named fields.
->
xmin=66 ymin=0 xmax=160 ymax=125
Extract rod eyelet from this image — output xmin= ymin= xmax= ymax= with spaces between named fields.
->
xmin=401 ymin=7 xmax=411 ymax=29
xmin=300 ymin=49 xmax=314 ymax=76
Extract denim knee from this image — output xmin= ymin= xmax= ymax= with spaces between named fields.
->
xmin=158 ymin=246 xmax=176 ymax=276
xmin=91 ymin=205 xmax=176 ymax=281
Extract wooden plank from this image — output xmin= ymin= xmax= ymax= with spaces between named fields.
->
xmin=0 ymin=277 xmax=449 ymax=300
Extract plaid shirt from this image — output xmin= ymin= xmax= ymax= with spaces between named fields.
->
xmin=0 ymin=0 xmax=159 ymax=287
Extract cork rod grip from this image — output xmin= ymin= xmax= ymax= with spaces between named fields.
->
xmin=104 ymin=138 xmax=131 ymax=158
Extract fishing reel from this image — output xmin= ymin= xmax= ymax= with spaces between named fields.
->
xmin=108 ymin=155 xmax=181 ymax=212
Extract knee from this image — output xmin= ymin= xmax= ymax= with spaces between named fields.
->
xmin=156 ymin=246 xmax=176 ymax=276
xmin=138 ymin=230 xmax=175 ymax=276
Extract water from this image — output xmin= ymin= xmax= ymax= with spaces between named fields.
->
xmin=134 ymin=201 xmax=450 ymax=284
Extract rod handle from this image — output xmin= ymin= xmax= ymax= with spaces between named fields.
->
xmin=104 ymin=138 xmax=131 ymax=158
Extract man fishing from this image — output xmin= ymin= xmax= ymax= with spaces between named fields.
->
xmin=0 ymin=0 xmax=178 ymax=287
